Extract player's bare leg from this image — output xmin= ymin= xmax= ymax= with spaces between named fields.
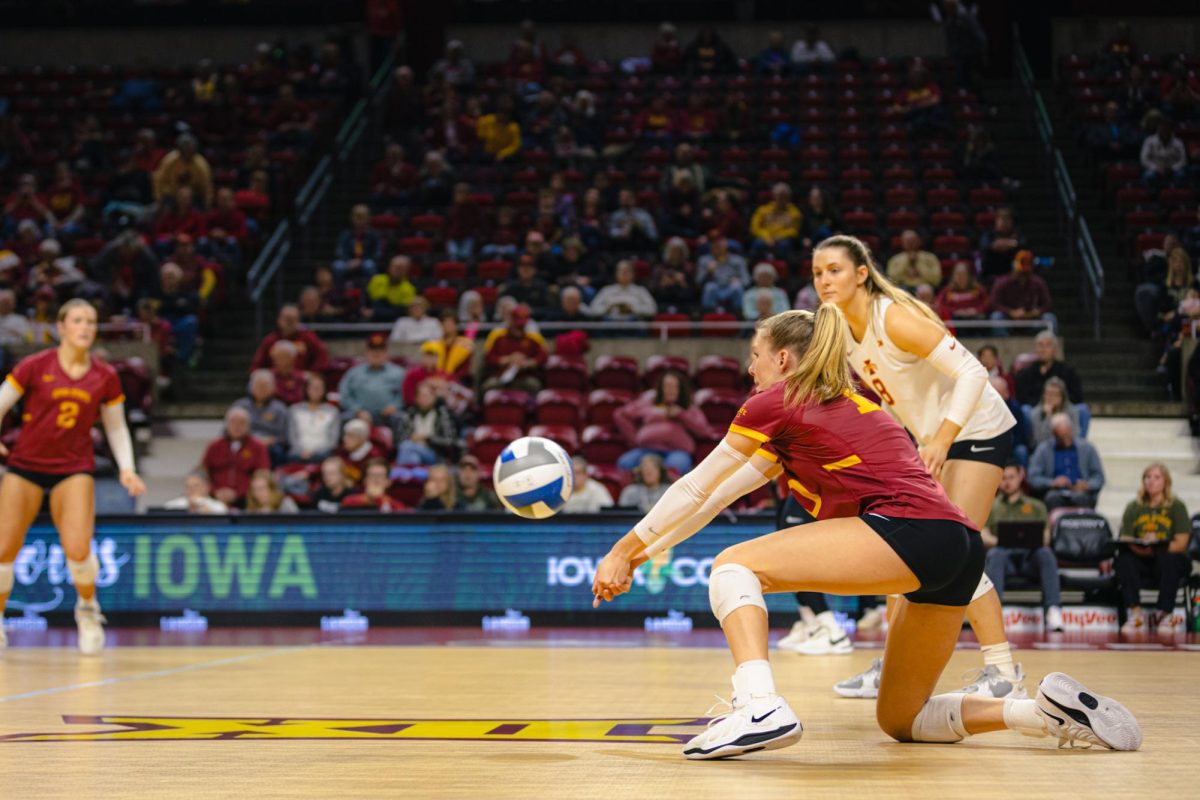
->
xmin=684 ymin=518 xmax=920 ymax=759
xmin=50 ymin=475 xmax=105 ymax=655
xmin=941 ymin=458 xmax=1024 ymax=697
xmin=0 ymin=473 xmax=47 ymax=651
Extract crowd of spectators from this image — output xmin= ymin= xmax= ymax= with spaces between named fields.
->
xmin=0 ymin=36 xmax=357 ymax=381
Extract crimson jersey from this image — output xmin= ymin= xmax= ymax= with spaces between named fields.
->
xmin=730 ymin=382 xmax=973 ymax=527
xmin=5 ymin=349 xmax=124 ymax=474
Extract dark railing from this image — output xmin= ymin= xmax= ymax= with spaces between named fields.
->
xmin=246 ymin=41 xmax=401 ymax=339
xmin=1014 ymin=27 xmax=1103 ymax=340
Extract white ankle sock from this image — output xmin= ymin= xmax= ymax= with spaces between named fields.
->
xmin=981 ymin=642 xmax=1018 ymax=680
xmin=733 ymin=659 xmax=776 ymax=699
xmin=1002 ymin=698 xmax=1046 ymax=737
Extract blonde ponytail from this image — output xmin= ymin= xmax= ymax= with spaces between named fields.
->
xmin=814 ymin=234 xmax=945 ymax=329
xmin=755 ymin=305 xmax=855 ymax=407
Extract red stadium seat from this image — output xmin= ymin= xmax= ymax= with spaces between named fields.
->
xmin=482 ymin=389 xmax=530 ymax=427
xmin=650 ymin=312 xmax=691 ymax=338
xmin=881 ymin=164 xmax=915 ymax=182
xmin=1134 ymin=231 xmax=1166 ymax=254
xmin=477 ymin=260 xmax=513 ymax=282
xmin=528 ymin=424 xmax=580 ymax=454
xmin=968 ymin=186 xmax=1006 ymax=207
xmin=886 ymin=209 xmax=921 ymax=230
xmin=469 ymin=424 xmax=523 ymax=467
xmin=884 ymin=186 xmax=918 ymax=208
xmin=643 ymin=354 xmax=690 ymax=390
xmin=843 ymin=209 xmax=878 ymax=230
xmin=930 ymin=210 xmax=967 ymax=230
xmin=543 ymin=355 xmax=589 ymax=393
xmin=587 ymin=388 xmax=634 ymax=426
xmin=933 ymin=234 xmax=971 ymax=256
xmin=592 ymin=355 xmax=641 ymax=393
xmin=1159 ymin=187 xmax=1196 ymax=208
xmin=432 ymin=260 xmax=468 ymax=281
xmin=535 ymin=389 xmax=585 ymax=427
xmin=396 ymin=236 xmax=433 ymax=256
xmin=409 ymin=214 xmax=445 ymax=235
xmin=693 ymin=354 xmax=744 ymax=391
xmin=840 ymin=186 xmax=874 ymax=207
xmin=387 ymin=476 xmax=426 ymax=508
xmin=694 ymin=388 xmax=743 ymax=428
xmin=504 ymin=190 xmax=537 ymax=207
xmin=370 ymin=213 xmax=403 ymax=230
xmin=1114 ymin=186 xmax=1150 ymax=210
xmin=926 ymin=186 xmax=961 ymax=207
xmin=587 ymin=464 xmax=630 ymax=504
xmin=580 ymin=425 xmax=626 ymax=465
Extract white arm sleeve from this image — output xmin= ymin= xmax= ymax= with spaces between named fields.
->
xmin=924 ymin=335 xmax=989 ymax=429
xmin=632 ymin=439 xmax=750 ymax=547
xmin=0 ymin=380 xmax=20 ymax=420
xmin=642 ymin=458 xmax=775 ymax=558
xmin=100 ymin=401 xmax=136 ymax=473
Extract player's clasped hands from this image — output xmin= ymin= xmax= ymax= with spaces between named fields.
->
xmin=591 ymin=551 xmax=634 ymax=608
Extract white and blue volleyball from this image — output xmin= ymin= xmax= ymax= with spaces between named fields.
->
xmin=493 ymin=436 xmax=574 ymax=519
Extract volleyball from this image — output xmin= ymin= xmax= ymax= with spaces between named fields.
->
xmin=492 ymin=436 xmax=575 ymax=519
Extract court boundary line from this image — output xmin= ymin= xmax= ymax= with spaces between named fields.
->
xmin=0 ymin=645 xmax=316 ymax=705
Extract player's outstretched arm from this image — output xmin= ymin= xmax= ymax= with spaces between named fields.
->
xmin=592 ymin=432 xmax=760 ymax=606
xmin=100 ymin=402 xmax=146 ymax=497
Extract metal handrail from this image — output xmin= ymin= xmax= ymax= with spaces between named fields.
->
xmin=245 ymin=218 xmax=289 ymax=287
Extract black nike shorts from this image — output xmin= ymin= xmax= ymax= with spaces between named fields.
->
xmin=861 ymin=514 xmax=985 ymax=607
xmin=946 ymin=426 xmax=1015 ymax=468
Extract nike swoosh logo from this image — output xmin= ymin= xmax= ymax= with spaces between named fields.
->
xmin=969 ymin=445 xmax=994 ymax=453
xmin=750 ymin=708 xmax=778 ymax=724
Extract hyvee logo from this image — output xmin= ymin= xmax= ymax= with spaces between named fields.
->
xmin=547 ymin=556 xmax=713 ymax=588
xmin=1061 ymin=608 xmax=1118 ymax=628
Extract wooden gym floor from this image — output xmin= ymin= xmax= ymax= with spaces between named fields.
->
xmin=0 ymin=630 xmax=1193 ymax=799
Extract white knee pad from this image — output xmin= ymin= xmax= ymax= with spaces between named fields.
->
xmin=67 ymin=551 xmax=99 ymax=587
xmin=708 ymin=563 xmax=766 ymax=624
xmin=910 ymin=693 xmax=968 ymax=743
xmin=0 ymin=562 xmax=12 ymax=594
xmin=971 ymin=573 xmax=994 ymax=602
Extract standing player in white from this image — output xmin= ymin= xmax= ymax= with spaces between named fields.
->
xmin=812 ymin=235 xmax=1025 ymax=699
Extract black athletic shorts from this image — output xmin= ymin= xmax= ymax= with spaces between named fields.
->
xmin=6 ymin=467 xmax=93 ymax=491
xmin=946 ymin=425 xmax=1015 ymax=469
xmin=861 ymin=514 xmax=985 ymax=607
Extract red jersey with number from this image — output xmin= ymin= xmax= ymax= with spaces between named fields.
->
xmin=5 ymin=349 xmax=125 ymax=474
xmin=730 ymin=381 xmax=973 ymax=526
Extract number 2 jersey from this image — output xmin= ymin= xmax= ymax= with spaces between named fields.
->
xmin=731 ymin=381 xmax=974 ymax=527
xmin=845 ymin=296 xmax=1014 ymax=446
xmin=4 ymin=348 xmax=125 ymax=474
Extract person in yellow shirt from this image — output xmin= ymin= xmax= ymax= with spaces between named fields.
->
xmin=749 ymin=183 xmax=803 ymax=257
xmin=366 ymin=255 xmax=418 ymax=322
xmin=475 ymin=108 xmax=522 ymax=162
xmin=886 ymin=229 xmax=944 ymax=291
xmin=153 ymin=133 xmax=213 ymax=206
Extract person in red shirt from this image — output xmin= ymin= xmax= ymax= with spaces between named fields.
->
xmin=206 ymin=186 xmax=249 ymax=244
xmin=334 ymin=418 xmax=386 ymax=486
xmin=369 ymin=142 xmax=416 ymax=209
xmin=154 ymin=186 xmax=207 ymax=244
xmin=4 ymin=173 xmax=50 ymax=229
xmin=268 ymin=339 xmax=305 ymax=406
xmin=341 ymin=458 xmax=406 ymax=511
xmin=591 ymin=306 xmax=1142 ymax=758
xmin=201 ymin=405 xmax=270 ymax=506
xmin=481 ymin=304 xmax=547 ymax=393
xmin=44 ymin=161 xmax=88 ymax=236
xmin=250 ymin=303 xmax=329 ymax=372
xmin=935 ymin=261 xmax=990 ymax=323
xmin=0 ymin=298 xmax=146 ymax=655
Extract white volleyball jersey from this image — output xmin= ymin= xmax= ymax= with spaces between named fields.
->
xmin=845 ymin=297 xmax=1016 ymax=446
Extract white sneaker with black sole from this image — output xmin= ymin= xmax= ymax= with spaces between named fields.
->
xmin=683 ymin=695 xmax=803 ymax=760
xmin=957 ymin=664 xmax=1028 ymax=699
xmin=787 ymin=611 xmax=852 ymax=655
xmin=1035 ymin=672 xmax=1142 ymax=750
xmin=833 ymin=657 xmax=881 ymax=698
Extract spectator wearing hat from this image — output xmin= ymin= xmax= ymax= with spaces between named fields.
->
xmin=401 ymin=339 xmax=475 ymax=420
xmin=251 ymin=303 xmax=329 ymax=372
xmin=562 ymin=454 xmax=615 ymax=513
xmin=336 ymin=422 xmax=388 ymax=487
xmin=202 ymin=406 xmax=271 ymax=507
xmin=154 ymin=133 xmax=213 ymax=206
xmin=367 ymin=255 xmax=418 ymax=323
xmin=338 ymin=332 xmax=406 ymax=425
xmin=482 ymin=304 xmax=548 ymax=394
xmin=741 ymin=262 xmax=789 ymax=320
xmin=332 ymin=204 xmax=383 ymax=284
xmin=886 ymin=230 xmax=943 ymax=292
xmin=500 ymin=253 xmax=553 ymax=317
xmin=456 ymin=455 xmax=500 ymax=511
xmin=697 ymin=233 xmax=751 ymax=313
xmin=389 ymin=295 xmax=442 ymax=343
xmin=988 ymin=250 xmax=1055 ymax=336
xmin=393 ymin=380 xmax=459 ymax=465
xmin=287 ymin=372 xmax=339 ymax=463
xmin=233 ymin=369 xmax=289 ymax=465
xmin=590 ymin=259 xmax=658 ymax=322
